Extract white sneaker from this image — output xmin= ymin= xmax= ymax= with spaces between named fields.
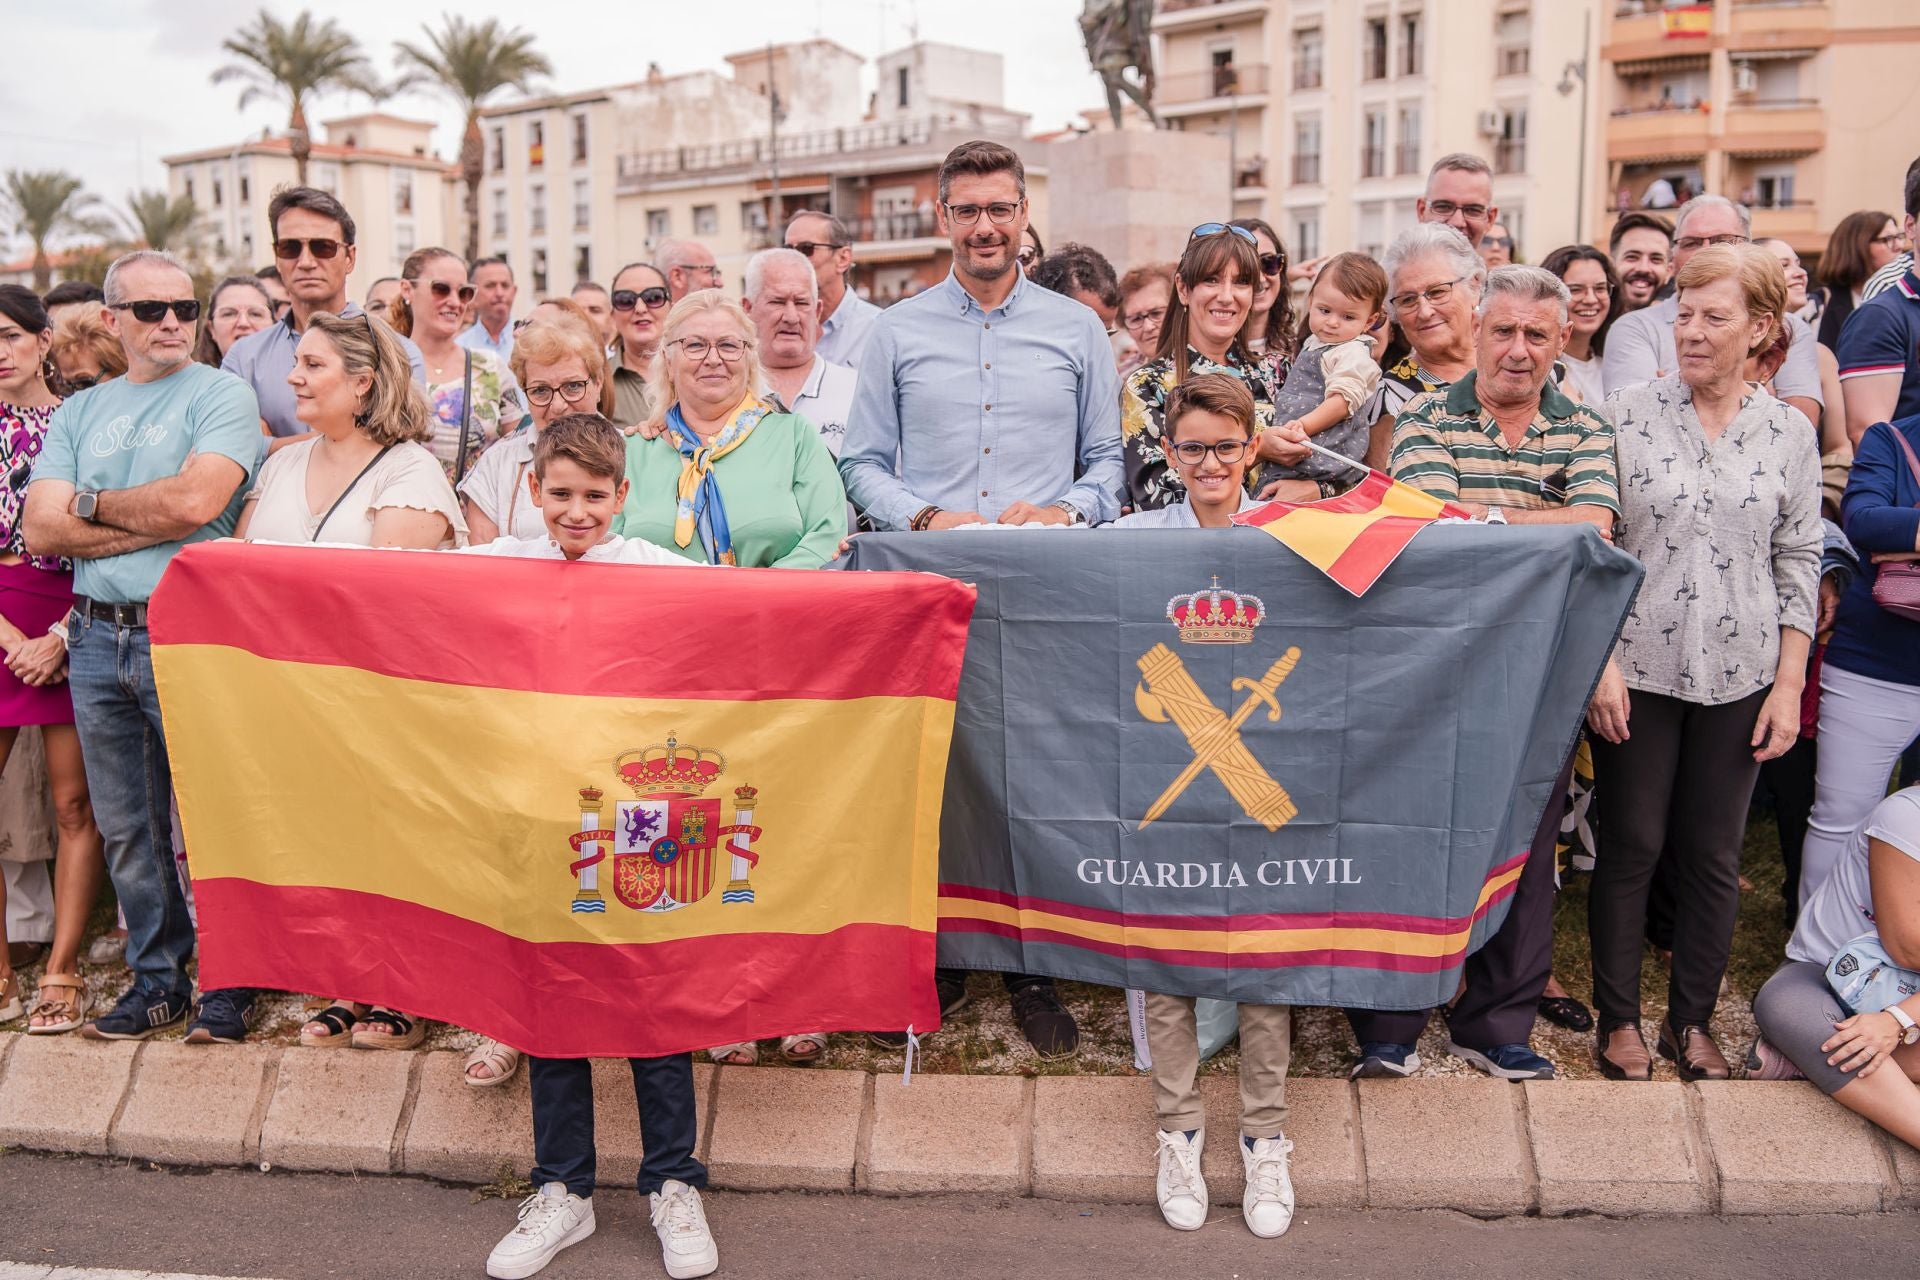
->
xmin=649 ymin=1179 xmax=719 ymax=1279
xmin=486 ymin=1182 xmax=595 ymax=1279
xmin=1240 ymin=1134 xmax=1296 ymax=1238
xmin=1154 ymin=1127 xmax=1208 ymax=1230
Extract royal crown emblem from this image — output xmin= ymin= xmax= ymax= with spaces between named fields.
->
xmin=1166 ymin=575 xmax=1265 ymax=645
xmin=565 ymin=734 xmax=766 ymax=915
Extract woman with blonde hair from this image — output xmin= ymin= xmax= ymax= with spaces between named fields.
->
xmin=47 ymin=307 xmax=126 ymax=396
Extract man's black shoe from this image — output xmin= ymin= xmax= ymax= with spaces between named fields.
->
xmin=1009 ymin=982 xmax=1078 ymax=1060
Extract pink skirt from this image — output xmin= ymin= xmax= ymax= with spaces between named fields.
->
xmin=0 ymin=560 xmax=75 ymax=727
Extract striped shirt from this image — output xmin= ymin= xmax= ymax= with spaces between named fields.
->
xmin=1389 ymin=371 xmax=1620 ymax=515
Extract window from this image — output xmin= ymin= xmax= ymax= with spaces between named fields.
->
xmin=1293 ymin=215 xmax=1321 ymax=261
xmin=491 ymin=187 xmax=508 ymax=239
xmin=1363 ymin=18 xmax=1388 ymax=80
xmin=1292 ymin=27 xmax=1324 ymax=90
xmin=741 ymin=200 xmax=769 ymax=233
xmin=1754 ymin=169 xmax=1797 ymax=209
xmin=312 ymin=162 xmax=339 ymax=194
xmin=647 ymin=208 xmax=671 ymax=242
xmin=897 ymin=66 xmax=910 ymax=108
xmin=574 ymin=244 xmax=591 ymax=282
xmin=528 ymin=120 xmax=545 ymax=169
xmin=241 ymin=231 xmax=253 ymax=260
xmin=1497 ymin=10 xmax=1531 ymax=77
xmin=394 ymin=171 xmax=413 ymax=216
xmin=532 ymin=247 xmax=549 ymax=295
xmin=183 ymin=174 xmax=194 ymax=202
xmin=1495 ymin=106 xmax=1528 ymax=174
xmin=529 ymin=184 xmax=546 ymax=235
xmin=1395 ymin=104 xmax=1422 ymax=174
xmin=212 ymin=176 xmax=223 ymax=207
xmin=489 ymin=127 xmax=505 ymax=173
xmin=238 ymin=172 xmax=250 ymax=203
xmin=693 ymin=204 xmax=719 ymax=237
xmin=1400 ymin=14 xmax=1423 ymax=76
xmin=571 ymin=113 xmax=589 ymax=164
xmin=1210 ymin=47 xmax=1238 ymax=98
xmin=1291 ymin=116 xmax=1322 ymax=184
xmin=573 ymin=179 xmax=590 ymax=231
xmin=1361 ymin=108 xmax=1387 ymax=178
xmin=395 ymin=223 xmax=415 ymax=258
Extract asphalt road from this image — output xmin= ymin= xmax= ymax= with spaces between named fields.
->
xmin=3 ymin=1150 xmax=1918 ymax=1280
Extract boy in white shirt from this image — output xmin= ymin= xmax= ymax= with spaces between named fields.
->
xmin=462 ymin=411 xmax=717 ymax=1280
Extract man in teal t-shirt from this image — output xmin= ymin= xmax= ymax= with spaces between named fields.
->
xmin=23 ymin=250 xmax=261 ymax=1045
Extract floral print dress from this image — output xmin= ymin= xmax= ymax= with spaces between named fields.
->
xmin=425 ymin=349 xmax=529 ymax=483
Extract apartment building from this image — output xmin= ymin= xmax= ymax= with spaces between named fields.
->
xmin=1150 ymin=0 xmax=1590 ymax=263
xmin=479 ymin=39 xmax=1040 ymax=304
xmin=162 ymin=114 xmax=459 ymax=295
xmin=1599 ymin=0 xmax=1920 ymax=262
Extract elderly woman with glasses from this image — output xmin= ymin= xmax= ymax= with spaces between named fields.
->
xmin=616 ymin=290 xmax=844 ymax=568
xmin=392 ymin=247 xmax=530 ymax=484
xmin=1365 ymin=223 xmax=1487 ymax=469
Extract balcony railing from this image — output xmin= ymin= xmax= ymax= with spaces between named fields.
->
xmin=1395 ymin=142 xmax=1422 ymax=175
xmin=1494 ymin=140 xmax=1527 ymax=174
xmin=1293 ymin=59 xmax=1324 ymax=90
xmin=1159 ymin=63 xmax=1270 ymax=103
xmin=853 ymin=210 xmax=941 ymax=243
xmin=1291 ymin=154 xmax=1322 ymax=184
xmin=615 ymin=113 xmax=1022 ymax=186
xmin=1497 ymin=44 xmax=1531 ymax=76
xmin=1360 ymin=145 xmax=1386 ymax=179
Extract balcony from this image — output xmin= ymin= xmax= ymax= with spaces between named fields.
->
xmin=1159 ymin=63 xmax=1270 ymax=112
xmin=1729 ymin=0 xmax=1831 ymax=41
xmin=1291 ymin=154 xmax=1323 ymax=185
xmin=1497 ymin=44 xmax=1531 ymax=76
xmin=1605 ymin=105 xmax=1712 ymax=163
xmin=1748 ymin=200 xmax=1822 ymax=242
xmin=1151 ymin=0 xmax=1268 ymax=31
xmin=1394 ymin=142 xmax=1422 ymax=176
xmin=1494 ymin=139 xmax=1527 ymax=174
xmin=1360 ymin=145 xmax=1386 ymax=179
xmin=1722 ymin=98 xmax=1825 ymax=155
xmin=615 ymin=114 xmax=1023 ymax=193
xmin=1607 ymin=2 xmax=1712 ymax=62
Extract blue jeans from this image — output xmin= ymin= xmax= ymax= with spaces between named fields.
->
xmin=67 ymin=614 xmax=192 ymax=998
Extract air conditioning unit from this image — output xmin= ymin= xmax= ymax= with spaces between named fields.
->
xmin=1476 ymin=109 xmax=1504 ymax=136
xmin=1732 ymin=62 xmax=1757 ymax=94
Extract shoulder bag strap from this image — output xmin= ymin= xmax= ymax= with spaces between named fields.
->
xmin=312 ymin=444 xmax=397 ymax=542
xmin=453 ymin=350 xmax=475 ymax=486
xmin=1881 ymin=420 xmax=1920 ymax=499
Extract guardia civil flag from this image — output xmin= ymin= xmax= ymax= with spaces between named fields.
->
xmin=150 ymin=542 xmax=975 ymax=1058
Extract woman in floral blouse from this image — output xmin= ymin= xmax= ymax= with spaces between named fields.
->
xmin=393 ymin=247 xmax=529 ymax=483
xmin=1585 ymin=244 xmax=1821 ymax=1084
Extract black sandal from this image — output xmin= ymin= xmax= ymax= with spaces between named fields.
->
xmin=350 ymin=1006 xmax=426 ymax=1050
xmin=299 ymin=1004 xmax=359 ymax=1048
xmin=1537 ymin=995 xmax=1594 ymax=1032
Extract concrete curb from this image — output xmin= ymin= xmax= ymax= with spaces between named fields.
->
xmin=0 ymin=1029 xmax=1913 ymax=1216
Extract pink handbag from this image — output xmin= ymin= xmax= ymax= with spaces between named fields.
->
xmin=1871 ymin=423 xmax=1920 ymax=623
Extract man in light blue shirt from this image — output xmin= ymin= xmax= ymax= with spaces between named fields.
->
xmin=785 ymin=210 xmax=882 ymax=369
xmin=459 ymin=256 xmax=517 ymax=361
xmin=839 ymin=142 xmax=1122 ymax=534
xmin=224 ymin=187 xmax=424 ymax=442
xmin=838 ymin=141 xmax=1121 ymax=1062
xmin=24 ymin=250 xmax=264 ymax=1046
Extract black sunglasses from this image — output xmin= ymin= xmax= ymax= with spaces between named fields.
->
xmin=274 ymin=237 xmax=343 ymax=261
xmin=611 ymin=286 xmax=671 ymax=312
xmin=1258 ymin=252 xmax=1286 ymax=277
xmin=787 ymin=241 xmax=845 ymax=257
xmin=109 ymin=299 xmax=200 ymax=324
xmin=428 ymin=280 xmax=478 ymax=304
xmin=64 ymin=373 xmax=101 ymax=391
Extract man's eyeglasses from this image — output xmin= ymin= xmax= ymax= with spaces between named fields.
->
xmin=1170 ymin=439 xmax=1250 ymax=465
xmin=1123 ymin=305 xmax=1167 ymax=332
xmin=945 ymin=201 xmax=1023 ymax=226
xmin=1425 ymin=201 xmax=1489 ymax=222
xmin=427 ymin=280 xmax=477 ymax=304
xmin=612 ymin=287 xmax=671 ymax=312
xmin=1388 ymin=277 xmax=1466 ymax=315
xmin=787 ymin=241 xmax=845 ymax=257
xmin=273 ymin=237 xmax=344 ymax=261
xmin=1190 ymin=222 xmax=1258 ymax=246
xmin=524 ymin=378 xmax=595 ymax=407
xmin=1674 ymin=233 xmax=1750 ymax=253
xmin=109 ymin=299 xmax=200 ymax=324
xmin=671 ymin=337 xmax=746 ymax=362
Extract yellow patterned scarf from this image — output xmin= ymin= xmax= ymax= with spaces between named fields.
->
xmin=669 ymin=394 xmax=767 ymax=565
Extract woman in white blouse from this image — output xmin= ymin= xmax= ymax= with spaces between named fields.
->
xmin=236 ymin=309 xmax=466 ymax=1054
xmin=1585 ymin=244 xmax=1821 ymax=1083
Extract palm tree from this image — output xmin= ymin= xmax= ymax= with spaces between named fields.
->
xmin=122 ymin=190 xmax=203 ymax=255
xmin=3 ymin=170 xmax=106 ymax=291
xmin=393 ymin=16 xmax=550 ymax=261
xmin=213 ymin=10 xmax=384 ymax=186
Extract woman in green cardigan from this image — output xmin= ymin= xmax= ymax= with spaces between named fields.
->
xmin=617 ymin=289 xmax=845 ymax=569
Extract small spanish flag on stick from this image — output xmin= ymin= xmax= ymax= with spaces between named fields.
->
xmin=1235 ymin=442 xmax=1471 ymax=596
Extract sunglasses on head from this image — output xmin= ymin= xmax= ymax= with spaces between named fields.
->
xmin=109 ymin=299 xmax=200 ymax=324
xmin=427 ymin=280 xmax=477 ymax=304
xmin=611 ymin=286 xmax=671 ymax=312
xmin=273 ymin=237 xmax=344 ymax=261
xmin=1190 ymin=222 xmax=1259 ymax=246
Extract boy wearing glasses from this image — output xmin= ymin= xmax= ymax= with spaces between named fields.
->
xmin=223 ymin=187 xmax=426 ymax=442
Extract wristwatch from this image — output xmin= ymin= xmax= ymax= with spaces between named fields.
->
xmin=1051 ymin=501 xmax=1085 ymax=525
xmin=73 ymin=490 xmax=99 ymax=522
xmin=1888 ymin=1005 xmax=1920 ymax=1046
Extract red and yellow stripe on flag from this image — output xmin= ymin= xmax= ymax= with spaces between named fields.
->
xmin=148 ymin=542 xmax=975 ymax=1058
xmin=1659 ymin=3 xmax=1712 ymax=38
xmin=1233 ymin=468 xmax=1470 ymax=596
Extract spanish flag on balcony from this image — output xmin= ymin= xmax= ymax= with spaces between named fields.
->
xmin=149 ymin=542 xmax=974 ymax=1058
xmin=1233 ymin=468 xmax=1471 ymax=596
xmin=1660 ymin=3 xmax=1712 ymax=38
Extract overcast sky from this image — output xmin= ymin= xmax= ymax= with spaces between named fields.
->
xmin=2 ymin=0 xmax=1105 ymax=252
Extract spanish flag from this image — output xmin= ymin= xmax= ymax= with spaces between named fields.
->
xmin=150 ymin=543 xmax=974 ymax=1058
xmin=1660 ymin=3 xmax=1712 ymax=38
xmin=1234 ymin=468 xmax=1470 ymax=596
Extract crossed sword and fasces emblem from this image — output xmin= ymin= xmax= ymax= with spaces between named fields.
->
xmin=1134 ymin=643 xmax=1303 ymax=831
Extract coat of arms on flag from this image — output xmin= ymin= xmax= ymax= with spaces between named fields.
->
xmin=567 ymin=736 xmax=766 ymax=914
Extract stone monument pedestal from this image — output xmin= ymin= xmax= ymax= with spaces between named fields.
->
xmin=1042 ymin=129 xmax=1236 ymax=270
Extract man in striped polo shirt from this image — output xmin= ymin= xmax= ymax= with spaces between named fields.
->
xmin=1344 ymin=264 xmax=1618 ymax=1084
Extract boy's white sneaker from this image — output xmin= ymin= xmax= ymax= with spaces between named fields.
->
xmin=1241 ymin=1134 xmax=1296 ymax=1238
xmin=649 ymin=1179 xmax=720 ymax=1279
xmin=486 ymin=1182 xmax=595 ymax=1279
xmin=1154 ymin=1127 xmax=1208 ymax=1230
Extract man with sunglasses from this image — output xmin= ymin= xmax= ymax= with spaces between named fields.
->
xmin=1603 ymin=194 xmax=1822 ymax=429
xmin=461 ymin=257 xmax=518 ymax=361
xmin=841 ymin=139 xmax=1122 ymax=1061
xmin=657 ymin=240 xmax=724 ymax=304
xmin=223 ymin=187 xmax=425 ymax=443
xmin=784 ymin=210 xmax=880 ymax=369
xmin=23 ymin=250 xmax=265 ymax=1045
xmin=1417 ymin=153 xmax=1500 ymax=255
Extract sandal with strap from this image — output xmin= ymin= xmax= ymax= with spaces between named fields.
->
xmin=300 ymin=1003 xmax=361 ymax=1048
xmin=26 ymin=973 xmax=90 ymax=1035
xmin=464 ymin=1037 xmax=523 ymax=1088
xmin=708 ymin=1040 xmax=759 ymax=1066
xmin=779 ymin=1032 xmax=829 ymax=1063
xmin=352 ymin=1006 xmax=427 ymax=1050
xmin=0 ymin=972 xmax=21 ymax=1023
